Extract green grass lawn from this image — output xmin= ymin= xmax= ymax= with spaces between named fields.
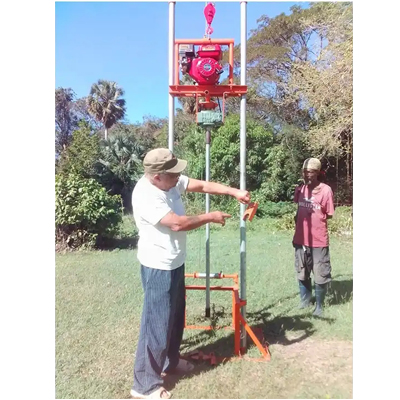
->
xmin=56 ymin=226 xmax=353 ymax=399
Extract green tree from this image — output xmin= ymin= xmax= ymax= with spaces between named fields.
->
xmin=182 ymin=114 xmax=274 ymax=190
xmin=230 ymin=5 xmax=316 ymax=129
xmin=87 ymin=79 xmax=127 ymax=140
xmin=211 ymin=114 xmax=274 ymax=191
xmin=154 ymin=110 xmax=195 ymax=149
xmin=109 ymin=119 xmax=159 ymax=151
xmin=56 ymin=121 xmax=102 ymax=178
xmin=229 ymin=2 xmax=352 ymax=202
xmin=99 ymin=133 xmax=145 ymax=212
xmin=283 ymin=4 xmax=352 ymax=145
xmin=55 ymin=88 xmax=78 ymax=155
xmin=258 ymin=142 xmax=300 ymax=202
xmin=285 ymin=2 xmax=353 ymax=175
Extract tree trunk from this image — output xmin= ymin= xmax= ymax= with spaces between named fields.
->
xmin=346 ymin=132 xmax=351 ymax=186
xmin=336 ymin=154 xmax=339 ymax=181
xmin=105 ymin=128 xmax=108 ymax=140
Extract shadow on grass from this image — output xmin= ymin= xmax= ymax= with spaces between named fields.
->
xmin=183 ymin=295 xmax=315 ymax=349
xmin=328 ymin=275 xmax=353 ymax=306
xmin=95 ymin=236 xmax=138 ymax=251
xmin=245 ymin=295 xmax=324 ymax=346
xmin=161 ymin=291 xmax=343 ymax=393
xmin=165 ymin=320 xmax=315 ymax=391
xmin=165 ymin=297 xmax=312 ymax=381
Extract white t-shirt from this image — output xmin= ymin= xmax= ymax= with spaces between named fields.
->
xmin=132 ymin=175 xmax=189 ymax=270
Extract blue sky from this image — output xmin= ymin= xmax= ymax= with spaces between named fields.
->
xmin=56 ymin=1 xmax=308 ymax=124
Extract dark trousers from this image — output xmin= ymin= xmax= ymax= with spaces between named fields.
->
xmin=294 ymin=245 xmax=332 ymax=285
xmin=133 ymin=264 xmax=186 ymax=395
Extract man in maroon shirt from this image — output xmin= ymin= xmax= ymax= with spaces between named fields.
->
xmin=293 ymin=158 xmax=334 ymax=316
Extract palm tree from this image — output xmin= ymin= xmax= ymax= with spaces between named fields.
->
xmin=99 ymin=133 xmax=145 ymax=212
xmin=87 ymin=80 xmax=126 ymax=140
xmin=99 ymin=134 xmax=144 ymax=184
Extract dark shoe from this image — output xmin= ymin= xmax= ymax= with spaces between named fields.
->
xmin=298 ymin=279 xmax=312 ymax=308
xmin=313 ymin=283 xmax=328 ymax=316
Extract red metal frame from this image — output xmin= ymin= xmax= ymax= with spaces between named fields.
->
xmin=169 ymin=38 xmax=247 ymax=103
xmin=169 ymin=85 xmax=247 ymax=97
xmin=184 ymin=273 xmax=270 ymax=361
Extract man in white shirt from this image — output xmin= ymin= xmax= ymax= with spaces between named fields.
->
xmin=130 ymin=148 xmax=250 ymax=399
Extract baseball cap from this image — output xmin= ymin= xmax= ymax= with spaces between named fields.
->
xmin=143 ymin=148 xmax=187 ymax=174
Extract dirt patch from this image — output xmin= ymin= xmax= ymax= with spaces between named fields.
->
xmin=270 ymin=337 xmax=353 ymax=398
xmin=167 ymin=337 xmax=353 ymax=399
xmin=273 ymin=336 xmax=352 ymax=360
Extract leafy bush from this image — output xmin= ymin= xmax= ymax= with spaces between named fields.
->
xmin=183 ymin=194 xmax=297 ymax=222
xmin=328 ymin=206 xmax=353 ymax=236
xmin=265 ymin=205 xmax=352 ymax=235
xmin=114 ymin=214 xmax=139 ymax=239
xmin=256 ymin=144 xmax=299 ymax=202
xmin=55 ymin=173 xmax=122 ymax=250
xmin=183 ymin=193 xmax=247 ymax=219
xmin=56 ymin=121 xmax=102 ymax=179
xmin=181 ymin=190 xmax=352 ymax=237
xmin=265 ymin=205 xmax=353 ymax=235
xmin=95 ymin=214 xmax=139 ymax=250
xmin=255 ymin=200 xmax=297 ymax=218
xmin=270 ymin=213 xmax=296 ymax=231
xmin=182 ymin=192 xmax=206 ymax=216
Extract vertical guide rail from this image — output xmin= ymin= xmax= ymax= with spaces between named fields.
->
xmin=239 ymin=0 xmax=247 ymax=351
xmin=168 ymin=1 xmax=175 ymax=151
xmin=205 ymin=129 xmax=211 ymax=317
xmin=229 ymin=43 xmax=234 ymax=84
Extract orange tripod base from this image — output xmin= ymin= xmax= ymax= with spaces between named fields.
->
xmin=184 ymin=273 xmax=271 ymax=363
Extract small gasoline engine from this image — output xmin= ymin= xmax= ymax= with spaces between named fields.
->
xmin=179 ymin=43 xmax=224 ymax=85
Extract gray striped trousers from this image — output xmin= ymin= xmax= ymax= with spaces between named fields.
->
xmin=133 ymin=264 xmax=185 ymax=395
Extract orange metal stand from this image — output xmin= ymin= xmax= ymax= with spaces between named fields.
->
xmin=184 ymin=273 xmax=271 ymax=362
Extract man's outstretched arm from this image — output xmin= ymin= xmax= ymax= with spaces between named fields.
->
xmin=186 ymin=178 xmax=250 ymax=204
